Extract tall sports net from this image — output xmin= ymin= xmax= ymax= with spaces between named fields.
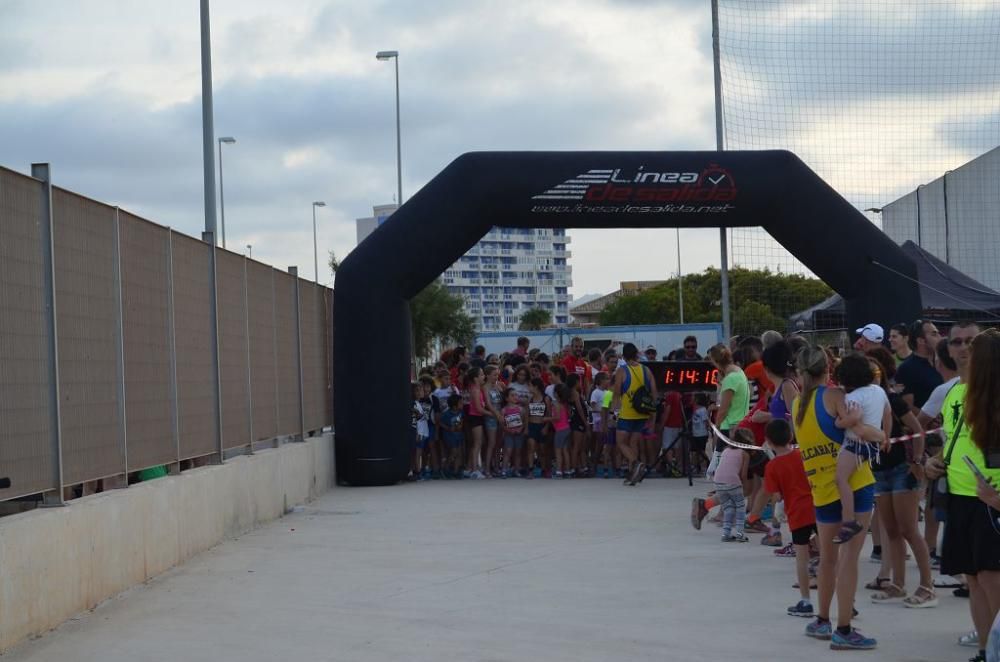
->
xmin=718 ymin=0 xmax=1000 ymax=339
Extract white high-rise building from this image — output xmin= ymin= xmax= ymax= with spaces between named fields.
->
xmin=442 ymin=227 xmax=573 ymax=331
xmin=355 ymin=205 xmax=573 ymax=331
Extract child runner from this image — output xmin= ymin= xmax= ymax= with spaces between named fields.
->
xmin=602 ymin=384 xmax=618 ymax=478
xmin=659 ymin=389 xmax=685 ymax=477
xmin=440 ymin=394 xmax=465 ymax=478
xmin=410 ymin=382 xmax=427 ymax=480
xmin=526 ymin=377 xmax=548 ymax=478
xmin=713 ymin=428 xmax=754 ymax=542
xmin=463 ymin=367 xmax=489 ymax=479
xmin=550 ymin=384 xmax=572 ymax=478
xmin=832 ymin=353 xmax=891 ymax=544
xmin=565 ymin=373 xmax=591 ymax=477
xmin=418 ymin=376 xmax=438 ymax=479
xmin=690 ymin=393 xmax=710 ymax=476
xmin=501 ymin=387 xmax=526 ymax=477
xmin=590 ymin=372 xmax=610 ymax=473
xmin=763 ymin=418 xmax=818 ymax=617
xmin=483 ymin=365 xmax=505 ymax=477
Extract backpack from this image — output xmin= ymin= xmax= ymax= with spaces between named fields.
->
xmin=623 ymin=364 xmax=657 ymax=415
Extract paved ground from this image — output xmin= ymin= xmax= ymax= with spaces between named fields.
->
xmin=7 ymin=477 xmax=973 ymax=661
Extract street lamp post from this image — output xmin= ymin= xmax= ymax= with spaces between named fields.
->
xmin=376 ymin=50 xmax=402 ymax=206
xmin=246 ymin=244 xmax=252 ymax=259
xmin=217 ymin=136 xmax=236 ymax=248
xmin=312 ymin=201 xmax=326 ymax=283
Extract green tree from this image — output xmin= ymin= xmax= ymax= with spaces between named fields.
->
xmin=328 ymin=250 xmax=340 ymax=275
xmin=409 ymin=279 xmax=476 ymax=362
xmin=519 ymin=308 xmax=553 ymax=330
xmin=598 ymin=267 xmax=832 ymax=336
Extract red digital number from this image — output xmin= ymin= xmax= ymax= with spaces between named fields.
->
xmin=663 ymin=369 xmax=675 ymax=385
xmin=709 ymin=369 xmax=719 ymax=385
xmin=683 ymin=369 xmax=698 ymax=384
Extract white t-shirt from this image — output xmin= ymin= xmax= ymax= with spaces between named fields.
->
xmin=691 ymin=406 xmax=709 ymax=437
xmin=431 ymin=386 xmax=457 ymax=423
xmin=590 ymin=387 xmax=606 ymax=425
xmin=920 ymin=376 xmax=959 ymax=420
xmin=845 ymin=384 xmax=889 ymax=442
xmin=545 ymin=384 xmax=557 ymax=401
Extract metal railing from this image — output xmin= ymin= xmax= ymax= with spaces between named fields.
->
xmin=0 ymin=165 xmax=333 ymax=504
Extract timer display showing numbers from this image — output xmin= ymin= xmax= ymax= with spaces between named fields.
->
xmin=645 ymin=361 xmax=718 ymax=392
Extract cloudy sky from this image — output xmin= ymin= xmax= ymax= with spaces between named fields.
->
xmin=2 ymin=0 xmax=997 ymax=297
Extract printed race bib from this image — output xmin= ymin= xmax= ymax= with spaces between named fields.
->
xmin=529 ymin=402 xmax=546 ymax=417
xmin=504 ymin=413 xmax=523 ymax=429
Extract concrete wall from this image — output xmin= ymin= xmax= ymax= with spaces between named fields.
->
xmin=0 ymin=433 xmax=334 ymax=652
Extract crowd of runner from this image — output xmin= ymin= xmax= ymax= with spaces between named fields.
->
xmin=410 ymin=323 xmax=1000 ymax=659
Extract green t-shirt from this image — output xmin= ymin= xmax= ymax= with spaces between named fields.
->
xmin=719 ymin=369 xmax=750 ymax=430
xmin=943 ymin=382 xmax=1000 ymax=497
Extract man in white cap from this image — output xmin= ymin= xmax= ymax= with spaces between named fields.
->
xmin=643 ymin=345 xmax=658 ymax=362
xmin=853 ymin=323 xmax=884 ymax=351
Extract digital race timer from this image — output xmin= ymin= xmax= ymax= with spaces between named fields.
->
xmin=645 ymin=361 xmax=718 ymax=392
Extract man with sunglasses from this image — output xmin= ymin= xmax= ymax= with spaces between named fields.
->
xmin=896 ymin=319 xmax=943 ymax=415
xmin=676 ymin=335 xmax=702 ymax=361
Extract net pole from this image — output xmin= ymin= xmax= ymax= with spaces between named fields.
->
xmin=711 ymin=0 xmax=731 ymax=341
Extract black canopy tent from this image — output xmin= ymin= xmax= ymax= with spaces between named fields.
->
xmin=334 ymin=150 xmax=922 ymax=486
xmin=790 ymin=240 xmax=1000 ymax=330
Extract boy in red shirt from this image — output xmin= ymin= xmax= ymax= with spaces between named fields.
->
xmin=763 ymin=418 xmax=818 ymax=619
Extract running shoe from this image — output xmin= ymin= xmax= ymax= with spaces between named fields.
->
xmin=930 ymin=553 xmax=941 ymax=570
xmin=805 ymin=618 xmax=833 ymax=640
xmin=968 ymin=653 xmax=986 ymax=662
xmin=761 ymin=532 xmax=783 ymax=547
xmin=774 ymin=542 xmax=797 ymax=558
xmin=787 ymin=600 xmax=815 ymax=618
xmin=725 ymin=533 xmax=750 ymax=542
xmin=954 ymin=585 xmax=970 ymax=598
xmin=745 ymin=519 xmax=770 ymax=534
xmin=869 ymin=550 xmax=881 ymax=563
xmin=691 ymin=498 xmax=709 ymax=530
xmin=830 ymin=628 xmax=877 ymax=650
xmin=958 ymin=630 xmax=979 ymax=647
xmin=554 ymin=471 xmax=564 ymax=479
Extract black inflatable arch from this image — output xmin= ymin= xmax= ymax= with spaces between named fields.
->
xmin=334 ymin=151 xmax=921 ymax=486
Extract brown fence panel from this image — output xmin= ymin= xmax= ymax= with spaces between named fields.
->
xmin=247 ymin=261 xmax=276 ymax=441
xmin=53 ymin=190 xmax=123 ymax=485
xmin=325 ymin=288 xmax=333 ymax=426
xmin=274 ymin=270 xmax=301 ymax=437
xmin=299 ymin=280 xmax=327 ymax=432
xmin=0 ymin=168 xmax=56 ymax=499
xmin=217 ymin=251 xmax=250 ymax=449
xmin=119 ymin=212 xmax=174 ymax=472
xmin=171 ymin=234 xmax=216 ymax=460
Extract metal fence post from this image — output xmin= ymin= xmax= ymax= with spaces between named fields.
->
xmin=289 ymin=266 xmax=305 ymax=441
xmin=244 ymin=255 xmax=253 ymax=453
xmin=167 ymin=229 xmax=181 ymax=471
xmin=32 ymin=163 xmax=64 ymax=506
xmin=113 ymin=207 xmax=128 ymax=482
xmin=203 ymin=231 xmax=224 ymax=463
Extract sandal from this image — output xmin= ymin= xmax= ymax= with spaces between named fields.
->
xmin=832 ymin=520 xmax=864 ymax=544
xmin=871 ymin=582 xmax=907 ymax=603
xmin=903 ymin=585 xmax=938 ymax=609
xmin=865 ymin=576 xmax=891 ymax=591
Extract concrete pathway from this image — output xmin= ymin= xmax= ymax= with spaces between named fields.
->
xmin=6 ymin=477 xmax=971 ymax=661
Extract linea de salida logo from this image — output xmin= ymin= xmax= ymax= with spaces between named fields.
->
xmin=532 ymin=164 xmax=737 ymax=204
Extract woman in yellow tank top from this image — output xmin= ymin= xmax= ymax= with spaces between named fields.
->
xmin=792 ymin=346 xmax=880 ymax=650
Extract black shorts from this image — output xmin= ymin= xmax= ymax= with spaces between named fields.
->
xmin=792 ymin=524 xmax=817 ymax=546
xmin=466 ymin=414 xmax=484 ymax=429
xmin=941 ymin=494 xmax=1000 ymax=577
xmin=689 ymin=435 xmax=708 ymax=452
xmin=748 ymin=455 xmax=769 ymax=479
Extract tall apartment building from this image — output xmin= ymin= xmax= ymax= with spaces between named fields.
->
xmin=355 ymin=205 xmax=572 ymax=331
xmin=442 ymin=228 xmax=573 ymax=331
